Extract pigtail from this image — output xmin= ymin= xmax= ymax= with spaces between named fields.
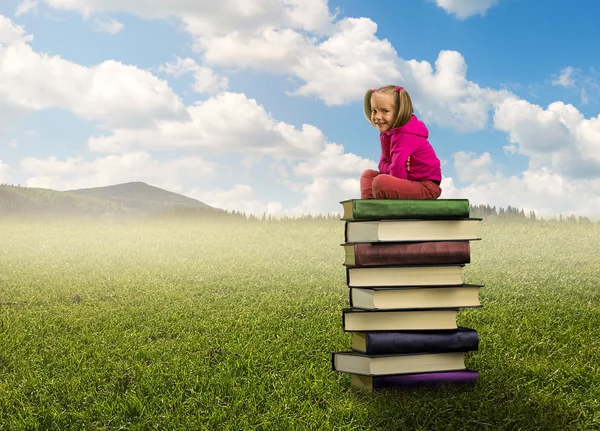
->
xmin=363 ymin=89 xmax=376 ymax=125
xmin=393 ymin=87 xmax=414 ymax=128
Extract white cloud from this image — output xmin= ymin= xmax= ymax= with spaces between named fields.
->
xmin=0 ymin=160 xmax=10 ymax=183
xmin=87 ymin=92 xmax=326 ymax=158
xmin=581 ymin=88 xmax=590 ymax=105
xmin=8 ymin=139 xmax=18 ymax=148
xmin=453 ymin=151 xmax=499 ymax=183
xmin=0 ymin=14 xmax=33 ymax=44
xmin=186 ymin=184 xmax=284 ymax=216
xmin=494 ymin=98 xmax=573 ymax=158
xmin=432 ymin=0 xmax=499 ymax=19
xmin=493 ymin=98 xmax=600 ymax=176
xmin=92 ymin=16 xmax=124 ymax=34
xmin=159 ymin=57 xmax=228 ymax=94
xmin=20 ymin=152 xmax=217 ymax=191
xmin=43 ymin=0 xmax=336 ymax=36
xmin=0 ymin=19 xmax=188 ymax=129
xmin=550 ymin=66 xmax=599 ymax=105
xmin=288 ymin=18 xmax=402 ymax=106
xmin=294 ymin=143 xmax=373 ymax=178
xmin=198 ymin=18 xmax=400 ymax=106
xmin=441 ymin=168 xmax=600 ymax=219
xmin=552 ymin=66 xmax=575 ymax=88
xmin=15 ymin=0 xmax=40 ymax=17
xmin=291 ymin=176 xmax=360 ymax=215
xmin=199 ymin=17 xmax=512 ymax=132
xmin=404 ymin=50 xmax=512 ymax=132
xmin=38 ymin=2 xmax=512 ymax=133
xmin=198 ymin=27 xmax=315 ymax=74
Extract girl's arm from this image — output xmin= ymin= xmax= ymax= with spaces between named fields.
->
xmin=378 ymin=135 xmax=391 ymax=174
xmin=388 ymin=134 xmax=418 ymax=179
xmin=378 ymin=150 xmax=391 ymax=174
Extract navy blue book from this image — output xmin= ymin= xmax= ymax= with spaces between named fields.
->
xmin=351 ymin=327 xmax=479 ymax=355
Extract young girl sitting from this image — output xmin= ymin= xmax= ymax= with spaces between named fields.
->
xmin=360 ymin=85 xmax=442 ymax=200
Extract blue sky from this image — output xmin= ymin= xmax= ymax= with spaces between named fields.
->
xmin=1 ymin=0 xmax=600 ymax=218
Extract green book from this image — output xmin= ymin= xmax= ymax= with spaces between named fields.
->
xmin=340 ymin=199 xmax=470 ymax=220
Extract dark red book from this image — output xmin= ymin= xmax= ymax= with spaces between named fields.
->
xmin=342 ymin=240 xmax=471 ymax=267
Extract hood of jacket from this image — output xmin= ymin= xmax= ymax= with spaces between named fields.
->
xmin=381 ymin=114 xmax=428 ymax=139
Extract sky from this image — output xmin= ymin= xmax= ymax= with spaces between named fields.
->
xmin=1 ymin=0 xmax=600 ymax=219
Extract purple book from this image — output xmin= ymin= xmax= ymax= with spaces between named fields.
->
xmin=352 ymin=370 xmax=479 ymax=391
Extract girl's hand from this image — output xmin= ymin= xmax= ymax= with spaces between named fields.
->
xmin=406 ymin=156 xmax=411 ymax=172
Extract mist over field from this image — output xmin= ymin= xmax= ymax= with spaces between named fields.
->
xmin=1 ymin=215 xmax=599 ymax=429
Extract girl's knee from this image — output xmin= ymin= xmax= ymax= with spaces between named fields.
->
xmin=371 ymin=175 xmax=384 ymax=196
xmin=360 ymin=169 xmax=379 ymax=180
xmin=372 ymin=173 xmax=385 ymax=187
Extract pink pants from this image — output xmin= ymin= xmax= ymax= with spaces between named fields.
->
xmin=360 ymin=169 xmax=442 ymax=200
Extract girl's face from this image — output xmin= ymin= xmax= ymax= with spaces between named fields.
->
xmin=370 ymin=92 xmax=397 ymax=132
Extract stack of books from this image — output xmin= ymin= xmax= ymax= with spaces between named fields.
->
xmin=332 ymin=198 xmax=483 ymax=391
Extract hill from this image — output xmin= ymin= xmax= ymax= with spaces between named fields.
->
xmin=66 ymin=181 xmax=212 ymax=214
xmin=0 ymin=182 xmax=218 ymax=218
xmin=0 ymin=184 xmax=124 ymax=216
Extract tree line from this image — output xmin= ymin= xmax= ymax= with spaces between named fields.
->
xmin=159 ymin=204 xmax=596 ymax=224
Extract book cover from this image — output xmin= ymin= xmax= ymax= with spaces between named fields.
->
xmin=351 ymin=370 xmax=479 ymax=390
xmin=342 ymin=307 xmax=459 ymax=332
xmin=351 ymin=327 xmax=479 ymax=355
xmin=344 ymin=219 xmax=482 ymax=243
xmin=331 ymin=350 xmax=467 ymax=376
xmin=345 ymin=264 xmax=465 ymax=287
xmin=349 ymin=284 xmax=483 ymax=309
xmin=342 ymin=240 xmax=472 ymax=267
xmin=340 ymin=199 xmax=470 ymax=221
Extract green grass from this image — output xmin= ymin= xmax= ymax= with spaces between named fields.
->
xmin=0 ymin=217 xmax=599 ymax=430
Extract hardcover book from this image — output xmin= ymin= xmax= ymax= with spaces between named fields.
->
xmin=332 ymin=351 xmax=467 ymax=376
xmin=346 ymin=265 xmax=464 ymax=287
xmin=351 ymin=370 xmax=479 ymax=390
xmin=342 ymin=308 xmax=459 ymax=331
xmin=344 ymin=219 xmax=481 ymax=243
xmin=340 ymin=199 xmax=470 ymax=221
xmin=342 ymin=240 xmax=472 ymax=267
xmin=349 ymin=284 xmax=483 ymax=310
xmin=351 ymin=327 xmax=479 ymax=355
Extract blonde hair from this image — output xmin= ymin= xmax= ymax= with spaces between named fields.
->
xmin=363 ymin=85 xmax=414 ymax=129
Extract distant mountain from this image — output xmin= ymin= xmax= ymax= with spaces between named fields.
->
xmin=0 ymin=184 xmax=124 ymax=216
xmin=66 ymin=181 xmax=212 ymax=213
xmin=0 ymin=182 xmax=219 ymax=217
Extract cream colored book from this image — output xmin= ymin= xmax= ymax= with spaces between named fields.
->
xmin=344 ymin=219 xmax=481 ymax=242
xmin=346 ymin=265 xmax=464 ymax=287
xmin=349 ymin=285 xmax=482 ymax=310
xmin=342 ymin=308 xmax=458 ymax=331
xmin=332 ymin=351 xmax=466 ymax=376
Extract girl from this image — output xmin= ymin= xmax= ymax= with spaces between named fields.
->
xmin=360 ymin=85 xmax=442 ymax=200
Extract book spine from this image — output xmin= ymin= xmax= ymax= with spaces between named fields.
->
xmin=363 ymin=328 xmax=479 ymax=355
xmin=368 ymin=370 xmax=479 ymax=389
xmin=344 ymin=221 xmax=349 ymax=243
xmin=352 ymin=200 xmax=470 ymax=220
xmin=351 ymin=241 xmax=470 ymax=267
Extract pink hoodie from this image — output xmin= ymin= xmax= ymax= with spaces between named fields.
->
xmin=378 ymin=114 xmax=442 ymax=183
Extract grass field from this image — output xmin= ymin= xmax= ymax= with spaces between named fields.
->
xmin=1 ymin=216 xmax=599 ymax=430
